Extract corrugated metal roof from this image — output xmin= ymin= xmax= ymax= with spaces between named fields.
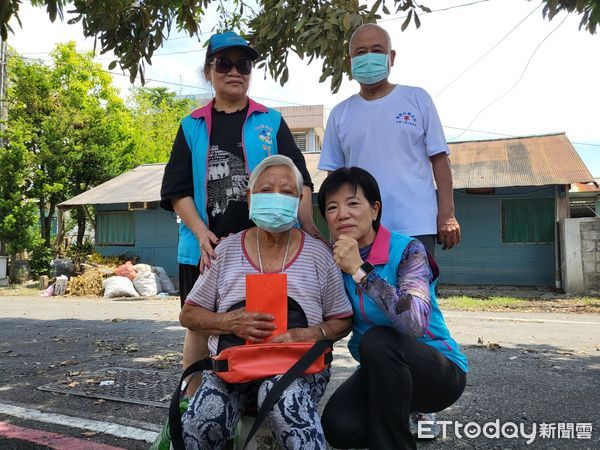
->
xmin=59 ymin=164 xmax=165 ymax=208
xmin=570 ymin=182 xmax=600 ymax=193
xmin=60 ymin=133 xmax=594 ymax=207
xmin=59 ymin=155 xmax=328 ymax=208
xmin=449 ymin=133 xmax=593 ymax=189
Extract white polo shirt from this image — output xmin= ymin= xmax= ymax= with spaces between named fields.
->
xmin=318 ymin=85 xmax=448 ymax=236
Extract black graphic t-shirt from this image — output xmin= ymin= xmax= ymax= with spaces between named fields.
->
xmin=205 ymin=106 xmax=253 ymax=237
xmin=160 ymin=103 xmax=313 ymax=239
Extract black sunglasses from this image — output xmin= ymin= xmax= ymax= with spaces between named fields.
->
xmin=212 ymin=57 xmax=253 ymax=75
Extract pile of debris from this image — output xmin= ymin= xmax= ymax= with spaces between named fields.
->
xmin=42 ymin=260 xmax=177 ymax=298
xmin=102 ymin=262 xmax=176 ymax=298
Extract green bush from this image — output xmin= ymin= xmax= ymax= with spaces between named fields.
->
xmin=29 ymin=243 xmax=54 ymax=277
xmin=66 ymin=238 xmax=95 ymax=261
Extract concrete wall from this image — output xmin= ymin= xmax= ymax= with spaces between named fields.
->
xmin=580 ymin=219 xmax=600 ymax=293
xmin=560 ymin=217 xmax=600 ymax=294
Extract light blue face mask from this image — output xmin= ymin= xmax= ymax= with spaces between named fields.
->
xmin=249 ymin=193 xmax=299 ymax=233
xmin=351 ymin=52 xmax=389 ymax=85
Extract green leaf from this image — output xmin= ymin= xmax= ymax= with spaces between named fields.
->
xmin=401 ymin=9 xmax=413 ymax=32
xmin=342 ymin=12 xmax=351 ymax=31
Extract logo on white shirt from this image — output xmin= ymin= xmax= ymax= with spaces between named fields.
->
xmin=396 ymin=111 xmax=417 ymax=126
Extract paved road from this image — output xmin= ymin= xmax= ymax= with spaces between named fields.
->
xmin=1 ymin=296 xmax=599 ymax=449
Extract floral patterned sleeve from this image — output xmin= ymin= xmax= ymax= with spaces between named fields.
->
xmin=362 ymin=240 xmax=432 ymax=337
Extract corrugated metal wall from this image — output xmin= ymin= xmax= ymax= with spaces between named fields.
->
xmin=95 ymin=204 xmax=179 ymax=277
xmin=436 ymin=187 xmax=556 ymax=286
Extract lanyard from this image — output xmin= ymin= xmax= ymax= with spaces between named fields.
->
xmin=256 ymin=229 xmax=292 ymax=274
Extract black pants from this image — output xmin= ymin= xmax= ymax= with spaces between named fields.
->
xmin=322 ymin=326 xmax=466 ymax=450
xmin=178 ymin=263 xmax=200 ymax=308
xmin=412 ymin=234 xmax=436 ymax=256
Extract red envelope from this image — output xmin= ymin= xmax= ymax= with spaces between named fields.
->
xmin=245 ymin=273 xmax=288 ymax=344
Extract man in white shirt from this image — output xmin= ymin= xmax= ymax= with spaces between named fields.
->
xmin=318 ymin=23 xmax=460 ymax=254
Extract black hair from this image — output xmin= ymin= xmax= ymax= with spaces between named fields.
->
xmin=317 ymin=167 xmax=383 ymax=229
xmin=203 ymin=54 xmax=215 ymax=79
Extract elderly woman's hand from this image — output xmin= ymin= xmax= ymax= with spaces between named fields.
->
xmin=226 ymin=308 xmax=277 ymax=343
xmin=270 ymin=327 xmax=322 ymax=343
xmin=333 ymin=234 xmax=364 ymax=275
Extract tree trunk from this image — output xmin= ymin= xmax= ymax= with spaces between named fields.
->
xmin=54 ymin=208 xmax=65 ymax=255
xmin=76 ymin=207 xmax=86 ymax=247
xmin=38 ymin=201 xmax=46 ymax=243
xmin=43 ymin=202 xmax=56 ymax=248
xmin=8 ymin=252 xmax=16 ymax=282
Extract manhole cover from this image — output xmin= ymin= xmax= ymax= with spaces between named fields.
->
xmin=37 ymin=367 xmax=178 ymax=408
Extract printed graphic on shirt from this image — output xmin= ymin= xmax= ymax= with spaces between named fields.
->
xmin=256 ymin=124 xmax=274 ymax=154
xmin=207 ymin=145 xmax=249 ymax=218
xmin=396 ymin=111 xmax=417 ymax=126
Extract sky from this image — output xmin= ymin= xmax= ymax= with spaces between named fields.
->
xmin=6 ymin=0 xmax=600 ymax=176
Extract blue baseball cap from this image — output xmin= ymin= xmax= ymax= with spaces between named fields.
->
xmin=207 ymin=31 xmax=259 ymax=61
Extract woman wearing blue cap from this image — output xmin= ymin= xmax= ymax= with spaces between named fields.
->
xmin=160 ymin=31 xmax=322 ymax=393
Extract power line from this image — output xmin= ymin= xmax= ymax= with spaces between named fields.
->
xmin=433 ymin=1 xmax=543 ymax=98
xmin=18 ymin=2 xmax=494 ymax=56
xmin=443 ymin=125 xmax=515 ymax=138
xmin=380 ymin=0 xmax=493 ymax=23
xmin=13 ymin=49 xmax=600 ymax=147
xmin=443 ymin=125 xmax=600 ymax=148
xmin=20 ymin=48 xmax=207 ymax=60
xmin=448 ymin=13 xmax=568 ymax=141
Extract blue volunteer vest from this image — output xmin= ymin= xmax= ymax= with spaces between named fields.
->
xmin=177 ymin=99 xmax=281 ymax=265
xmin=343 ymin=226 xmax=468 ymax=373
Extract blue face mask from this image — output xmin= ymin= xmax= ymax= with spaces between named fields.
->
xmin=249 ymin=193 xmax=299 ymax=233
xmin=351 ymin=52 xmax=389 ymax=85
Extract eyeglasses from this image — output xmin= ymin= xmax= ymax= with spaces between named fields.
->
xmin=212 ymin=57 xmax=253 ymax=75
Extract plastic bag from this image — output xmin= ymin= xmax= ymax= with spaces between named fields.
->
xmin=133 ymin=271 xmax=160 ymax=297
xmin=149 ymin=397 xmax=189 ymax=450
xmin=114 ymin=261 xmax=137 ymax=280
xmin=133 ymin=263 xmax=152 ymax=274
xmin=52 ymin=259 xmax=74 ymax=278
xmin=154 ymin=266 xmax=176 ymax=294
xmin=102 ymin=276 xmax=139 ymax=298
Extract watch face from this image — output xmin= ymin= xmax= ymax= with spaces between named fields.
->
xmin=361 ymin=262 xmax=375 ymax=274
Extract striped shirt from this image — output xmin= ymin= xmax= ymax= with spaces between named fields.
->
xmin=186 ymin=229 xmax=353 ymax=355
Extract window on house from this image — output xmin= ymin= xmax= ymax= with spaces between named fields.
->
xmin=96 ymin=212 xmax=135 ymax=245
xmin=501 ymin=198 xmax=555 ymax=243
xmin=292 ymin=132 xmax=307 ymax=152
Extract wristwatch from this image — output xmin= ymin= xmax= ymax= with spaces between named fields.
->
xmin=352 ymin=262 xmax=375 ymax=284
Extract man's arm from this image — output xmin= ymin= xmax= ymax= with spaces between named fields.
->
xmin=430 ymin=152 xmax=460 ymax=250
xmin=298 ymin=185 xmax=326 ymax=241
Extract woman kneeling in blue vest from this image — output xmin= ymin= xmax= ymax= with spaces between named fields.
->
xmin=318 ymin=167 xmax=468 ymax=450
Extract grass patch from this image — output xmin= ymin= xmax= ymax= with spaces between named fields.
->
xmin=0 ymin=284 xmax=41 ymax=297
xmin=438 ymin=295 xmax=600 ymax=313
xmin=582 ymin=297 xmax=600 ymax=308
xmin=439 ymin=296 xmax=525 ymax=310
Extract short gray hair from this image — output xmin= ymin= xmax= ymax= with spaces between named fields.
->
xmin=349 ymin=23 xmax=392 ymax=53
xmin=248 ymin=155 xmax=304 ymax=195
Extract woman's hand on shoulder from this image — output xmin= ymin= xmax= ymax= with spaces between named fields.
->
xmin=226 ymin=308 xmax=276 ymax=343
xmin=300 ymin=222 xmax=327 ymax=245
xmin=196 ymin=227 xmax=219 ymax=274
xmin=332 ymin=234 xmax=363 ymax=275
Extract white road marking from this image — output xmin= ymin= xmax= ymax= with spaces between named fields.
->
xmin=0 ymin=402 xmax=158 ymax=443
xmin=444 ymin=314 xmax=600 ymax=325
